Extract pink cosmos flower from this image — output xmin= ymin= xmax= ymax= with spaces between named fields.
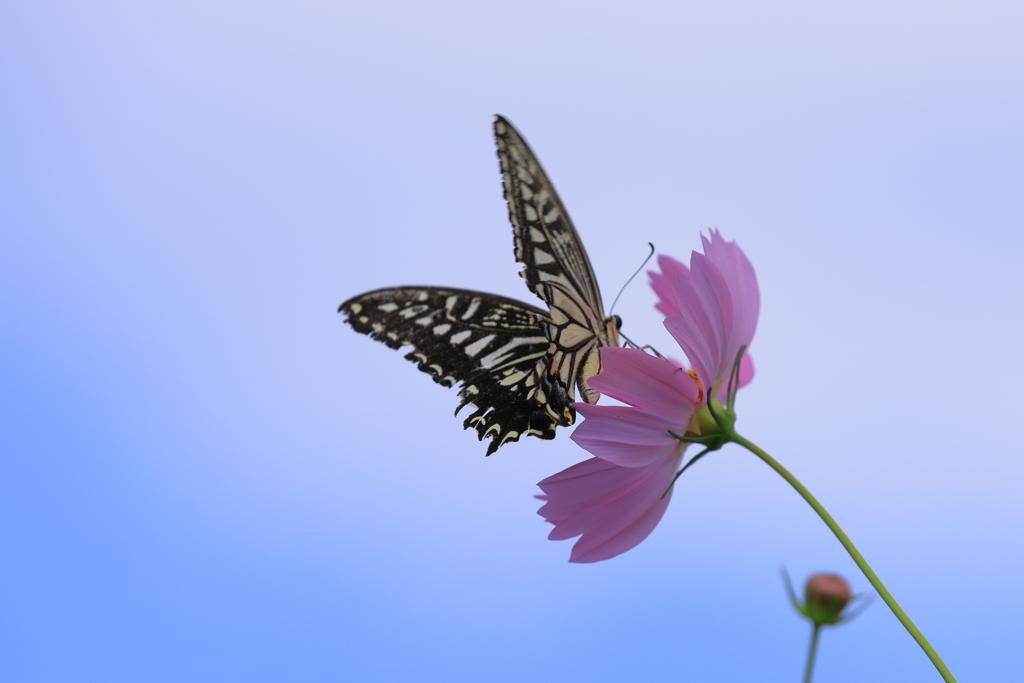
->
xmin=537 ymin=231 xmax=760 ymax=562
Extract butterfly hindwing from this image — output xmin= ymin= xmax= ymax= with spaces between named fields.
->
xmin=494 ymin=116 xmax=620 ymax=404
xmin=340 ymin=287 xmax=574 ymax=455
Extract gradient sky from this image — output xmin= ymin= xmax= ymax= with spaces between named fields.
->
xmin=3 ymin=1 xmax=1022 ymax=681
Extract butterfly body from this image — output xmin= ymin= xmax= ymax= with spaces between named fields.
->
xmin=340 ymin=117 xmax=619 ymax=455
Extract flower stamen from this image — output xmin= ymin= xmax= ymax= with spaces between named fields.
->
xmin=686 ymin=368 xmax=704 ymax=405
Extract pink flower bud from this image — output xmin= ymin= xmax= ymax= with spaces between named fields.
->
xmin=804 ymin=573 xmax=852 ymax=625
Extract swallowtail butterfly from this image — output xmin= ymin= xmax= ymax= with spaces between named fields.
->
xmin=340 ymin=116 xmax=620 ymax=455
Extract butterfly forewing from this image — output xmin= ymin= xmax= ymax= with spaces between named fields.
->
xmin=340 ymin=287 xmax=573 ymax=455
xmin=494 ymin=116 xmax=620 ymax=403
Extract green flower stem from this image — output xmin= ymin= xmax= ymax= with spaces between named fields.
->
xmin=803 ymin=624 xmax=821 ymax=683
xmin=731 ymin=434 xmax=956 ymax=683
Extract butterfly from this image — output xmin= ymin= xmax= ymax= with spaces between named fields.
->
xmin=339 ymin=116 xmax=620 ymax=455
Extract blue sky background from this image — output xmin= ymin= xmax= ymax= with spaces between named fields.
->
xmin=2 ymin=1 xmax=1022 ymax=681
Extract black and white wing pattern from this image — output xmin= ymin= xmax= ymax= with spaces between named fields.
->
xmin=340 ymin=287 xmax=569 ymax=455
xmin=339 ymin=116 xmax=620 ymax=455
xmin=494 ymin=116 xmax=620 ymax=404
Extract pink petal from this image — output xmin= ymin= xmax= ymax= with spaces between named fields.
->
xmin=664 ymin=234 xmax=760 ymax=402
xmin=663 ymin=355 xmax=685 ymax=369
xmin=538 ymin=458 xmax=643 ymax=522
xmin=571 ymin=403 xmax=684 ymax=468
xmin=586 ymin=347 xmax=700 ymax=421
xmin=716 ymin=353 xmax=755 ymax=397
xmin=664 ymin=255 xmax=731 ymax=399
xmin=537 ymin=455 xmax=681 ymax=563
xmin=648 ymin=254 xmax=689 ymax=317
xmin=738 ymin=354 xmax=754 ymax=389
xmin=568 ymin=488 xmax=672 ymax=563
xmin=702 ymin=230 xmax=760 ymax=376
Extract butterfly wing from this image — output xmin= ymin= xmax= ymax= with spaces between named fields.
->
xmin=339 ymin=119 xmax=619 ymax=455
xmin=340 ymin=286 xmax=574 ymax=455
xmin=494 ymin=116 xmax=620 ymax=405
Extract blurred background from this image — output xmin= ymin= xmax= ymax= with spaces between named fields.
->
xmin=2 ymin=1 xmax=1021 ymax=680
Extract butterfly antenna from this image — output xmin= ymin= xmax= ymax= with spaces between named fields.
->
xmin=608 ymin=242 xmax=656 ymax=318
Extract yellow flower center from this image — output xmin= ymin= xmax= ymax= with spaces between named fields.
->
xmin=685 ymin=368 xmax=704 ymax=404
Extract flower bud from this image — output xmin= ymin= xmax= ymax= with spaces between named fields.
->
xmin=803 ymin=573 xmax=852 ymax=626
